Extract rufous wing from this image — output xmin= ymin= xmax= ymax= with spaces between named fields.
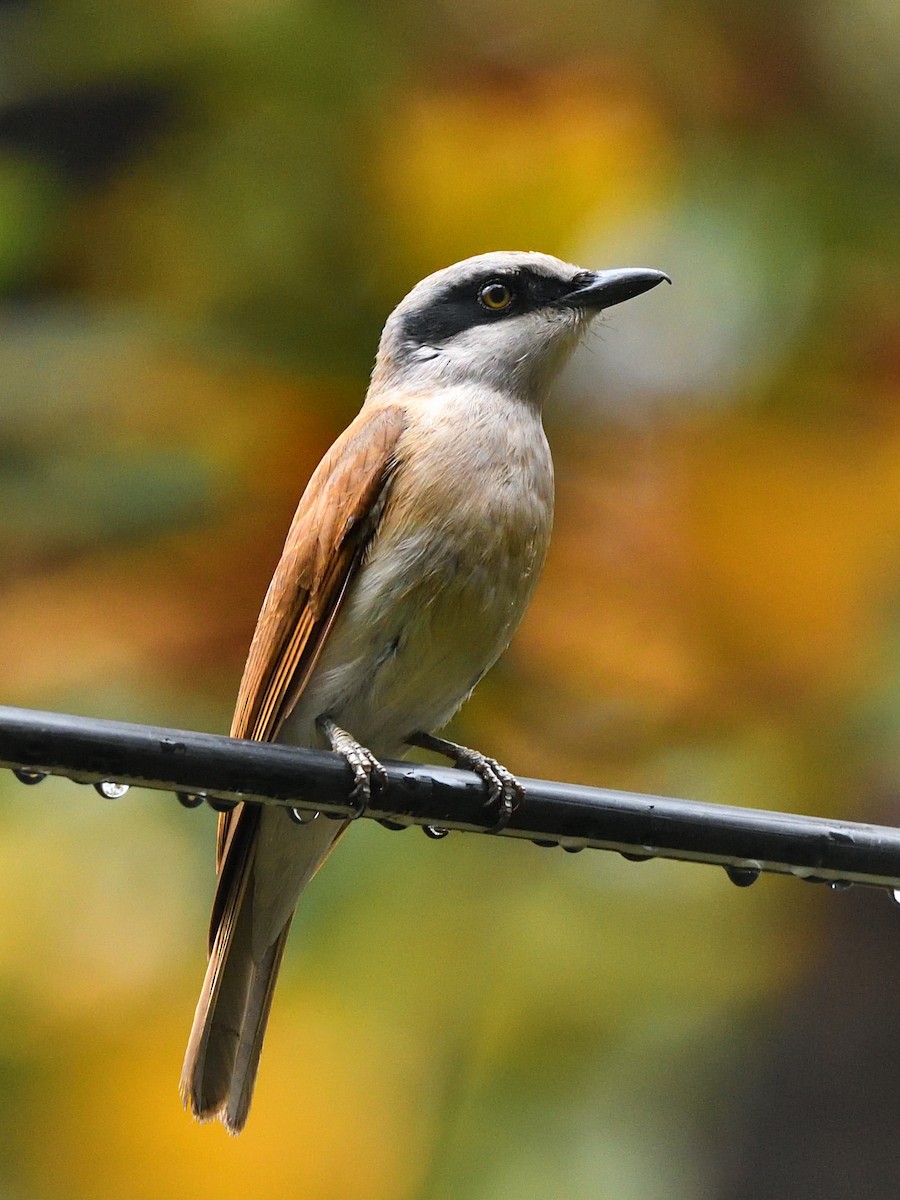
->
xmin=213 ymin=400 xmax=406 ymax=890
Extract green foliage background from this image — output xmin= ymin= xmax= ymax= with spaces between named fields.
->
xmin=1 ymin=1 xmax=898 ymax=1196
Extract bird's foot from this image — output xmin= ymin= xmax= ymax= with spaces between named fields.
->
xmin=407 ymin=731 xmax=524 ymax=832
xmin=317 ymin=716 xmax=387 ymax=817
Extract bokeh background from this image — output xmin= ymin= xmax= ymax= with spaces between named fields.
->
xmin=1 ymin=1 xmax=899 ymax=1196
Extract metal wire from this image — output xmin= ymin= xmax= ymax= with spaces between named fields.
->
xmin=1 ymin=704 xmax=899 ymax=898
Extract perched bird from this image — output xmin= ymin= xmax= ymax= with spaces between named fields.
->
xmin=181 ymin=250 xmax=669 ymax=1132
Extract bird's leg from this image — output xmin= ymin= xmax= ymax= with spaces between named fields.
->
xmin=406 ymin=731 xmax=524 ymax=831
xmin=317 ymin=716 xmax=388 ymax=817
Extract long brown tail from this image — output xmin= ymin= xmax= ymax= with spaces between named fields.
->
xmin=180 ymin=803 xmax=345 ymax=1133
xmin=179 ymin=847 xmax=293 ymax=1133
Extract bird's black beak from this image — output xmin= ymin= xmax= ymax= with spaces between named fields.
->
xmin=563 ymin=267 xmax=671 ymax=310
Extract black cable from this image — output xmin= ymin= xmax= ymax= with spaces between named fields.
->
xmin=1 ymin=704 xmax=898 ymax=897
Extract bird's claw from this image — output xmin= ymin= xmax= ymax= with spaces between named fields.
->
xmin=317 ymin=717 xmax=387 ymax=818
xmin=345 ymin=747 xmax=385 ymax=816
xmin=468 ymin=753 xmax=524 ymax=832
xmin=406 ymin=731 xmax=523 ymax=832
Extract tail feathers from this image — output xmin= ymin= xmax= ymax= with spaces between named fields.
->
xmin=223 ymin=925 xmax=291 ymax=1130
xmin=179 ymin=869 xmax=293 ymax=1135
xmin=182 ymin=805 xmax=347 ymax=1132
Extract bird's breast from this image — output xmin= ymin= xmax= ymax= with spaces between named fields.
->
xmin=282 ymin=392 xmax=554 ymax=754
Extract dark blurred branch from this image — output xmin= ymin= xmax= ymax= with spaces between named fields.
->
xmin=1 ymin=704 xmax=898 ymax=895
xmin=0 ymin=79 xmax=175 ymax=185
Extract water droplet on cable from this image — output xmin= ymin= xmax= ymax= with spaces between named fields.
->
xmin=562 ymin=844 xmax=585 ymax=854
xmin=287 ymin=807 xmax=319 ymax=824
xmin=790 ymin=866 xmax=814 ymax=879
xmin=94 ymin=781 xmax=130 ymax=799
xmin=207 ymin=797 xmax=237 ymax=813
xmin=621 ymin=851 xmax=652 ymax=862
xmin=177 ymin=792 xmax=204 ymax=809
xmin=725 ymin=864 xmax=761 ymax=887
xmin=829 ymin=879 xmax=852 ymax=891
xmin=13 ymin=768 xmax=46 ymax=785
xmin=890 ymin=888 xmax=900 ymax=908
xmin=423 ymin=825 xmax=449 ymax=839
xmin=377 ymin=819 xmax=407 ymax=831
xmin=532 ymin=839 xmax=557 ymax=849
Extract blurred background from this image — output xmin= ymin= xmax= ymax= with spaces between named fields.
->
xmin=0 ymin=0 xmax=898 ymax=1195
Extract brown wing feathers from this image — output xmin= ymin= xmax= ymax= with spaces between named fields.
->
xmin=182 ymin=403 xmax=405 ymax=1129
xmin=215 ymin=402 xmax=405 ymax=887
xmin=231 ymin=401 xmax=406 ymax=744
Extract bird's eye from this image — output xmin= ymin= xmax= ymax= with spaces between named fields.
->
xmin=479 ymin=281 xmax=513 ymax=311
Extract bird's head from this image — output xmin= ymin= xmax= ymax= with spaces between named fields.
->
xmin=371 ymin=250 xmax=670 ymax=402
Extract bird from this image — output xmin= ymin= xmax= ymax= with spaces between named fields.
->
xmin=180 ymin=250 xmax=670 ymax=1132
